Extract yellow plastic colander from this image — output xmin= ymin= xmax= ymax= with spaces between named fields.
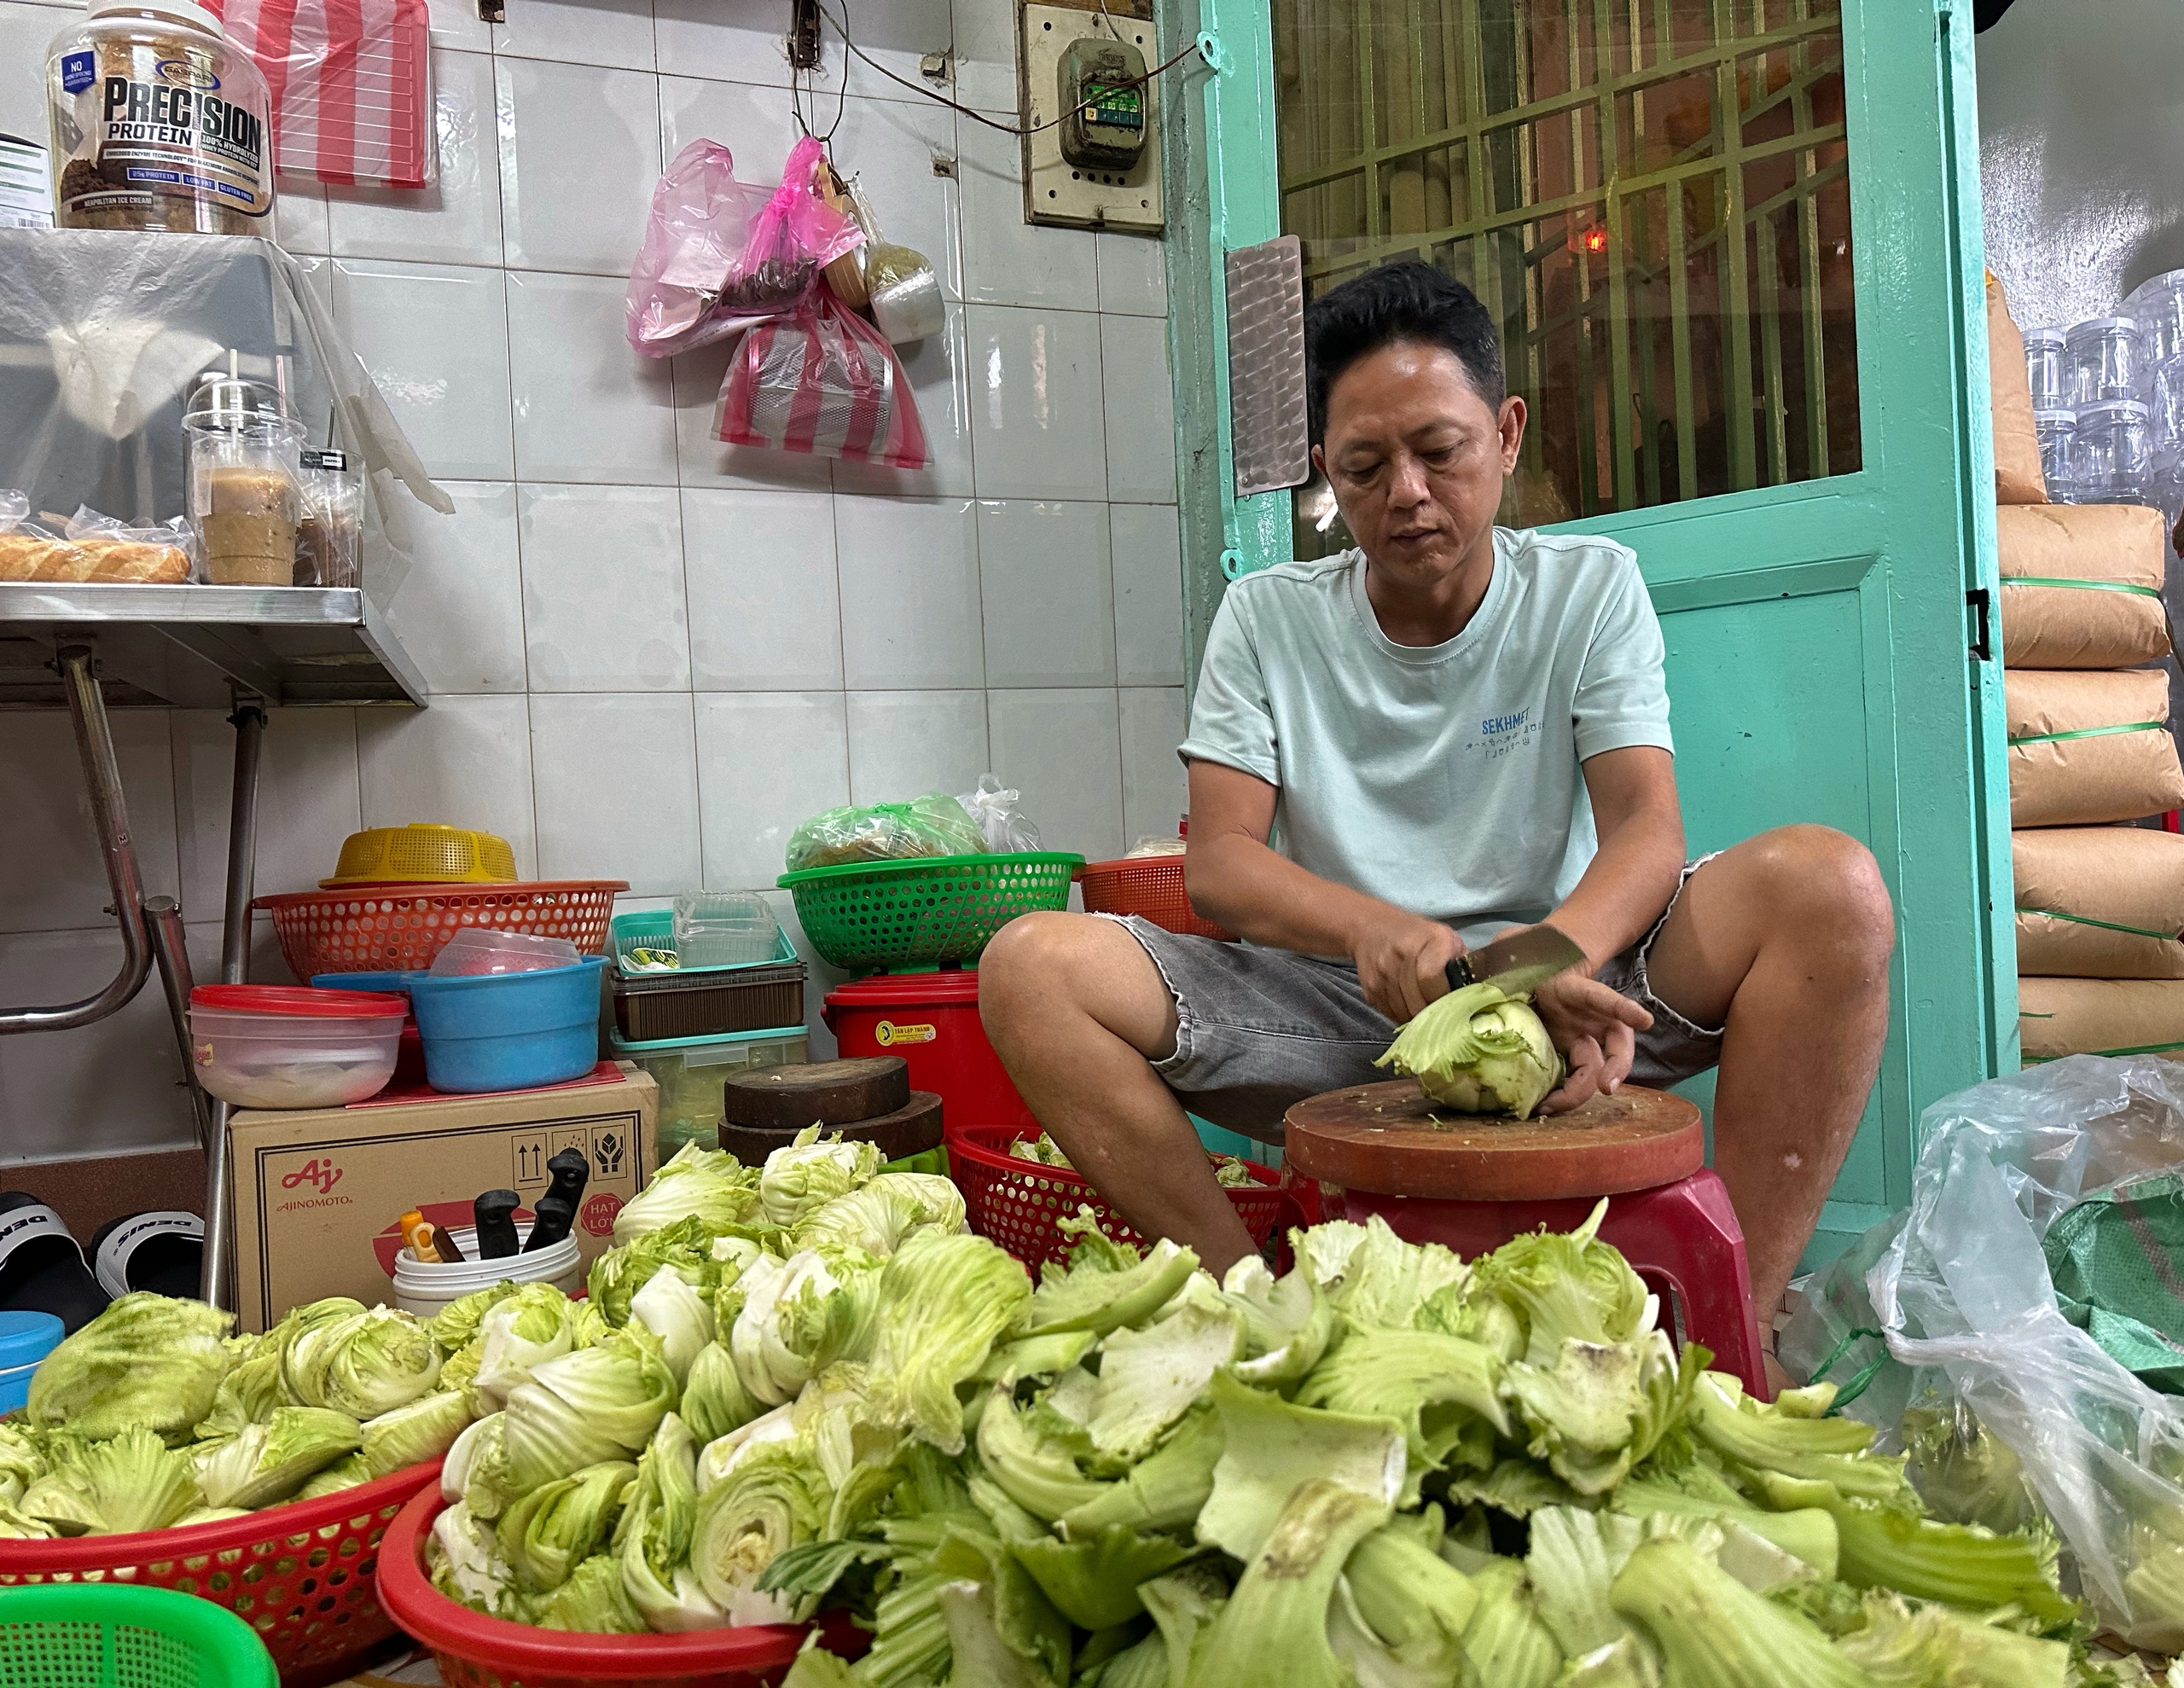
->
xmin=321 ymin=824 xmax=518 ymax=886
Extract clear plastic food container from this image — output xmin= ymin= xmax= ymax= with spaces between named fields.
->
xmin=2065 ymin=316 xmax=2145 ymax=407
xmin=671 ymin=891 xmax=783 ymax=968
xmin=2130 ymin=270 xmax=2184 ymax=365
xmin=2032 ymin=409 xmax=2077 ymax=501
xmin=2150 ymin=363 xmax=2184 ymax=473
xmin=188 ymin=983 xmax=405 ymax=1110
xmin=2023 ymin=327 xmax=2068 ymax=410
xmin=2075 ymin=398 xmax=2152 ymax=502
xmin=427 ymin=927 xmax=579 ymax=977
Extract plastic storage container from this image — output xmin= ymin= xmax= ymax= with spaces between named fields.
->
xmin=607 ymin=1024 xmax=810 ymax=1157
xmin=388 ymin=1221 xmax=583 ymax=1318
xmin=2131 ymin=270 xmax=2184 ymax=364
xmin=405 ymin=956 xmax=607 ymax=1093
xmin=824 ymin=971 xmax=1037 ymax=1130
xmin=608 ymin=909 xmax=804 ymax=1041
xmin=2023 ymin=326 xmax=2068 ymax=409
xmin=2067 ymin=316 xmax=2145 ymax=407
xmin=2076 ymin=398 xmax=2152 ymax=502
xmin=2151 ymin=364 xmax=2184 ymax=472
xmin=671 ymin=891 xmax=781 ymax=967
xmin=428 ymin=928 xmax=578 ymax=976
xmin=2032 ymin=409 xmax=2077 ymax=502
xmin=44 ymin=0 xmax=275 ymax=235
xmin=0 ymin=1312 xmax=62 ymax=1413
xmin=187 ymin=983 xmax=405 ymax=1109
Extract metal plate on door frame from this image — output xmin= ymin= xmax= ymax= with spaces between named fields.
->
xmin=1224 ymin=235 xmax=1310 ymax=497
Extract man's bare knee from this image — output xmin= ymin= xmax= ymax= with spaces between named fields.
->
xmin=979 ymin=914 xmax=1176 ymax=1056
xmin=1746 ymin=824 xmax=1894 ymax=971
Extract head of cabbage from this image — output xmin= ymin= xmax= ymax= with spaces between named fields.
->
xmin=1374 ymin=982 xmax=1564 ymax=1119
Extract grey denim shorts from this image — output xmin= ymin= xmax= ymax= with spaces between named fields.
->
xmin=1105 ymin=857 xmax=1725 ymax=1141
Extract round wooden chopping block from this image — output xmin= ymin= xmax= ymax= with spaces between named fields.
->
xmin=1283 ymin=1079 xmax=1703 ymax=1200
xmin=717 ymin=1090 xmax=944 ymax=1169
xmin=721 ymin=1057 xmax=911 ymax=1132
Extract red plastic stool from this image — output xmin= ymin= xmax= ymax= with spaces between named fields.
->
xmin=1284 ymin=1080 xmax=1770 ymax=1399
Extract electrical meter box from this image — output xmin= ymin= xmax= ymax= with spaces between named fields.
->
xmin=1019 ymin=3 xmax=1164 ymax=235
xmin=1058 ymin=38 xmax=1147 ymax=172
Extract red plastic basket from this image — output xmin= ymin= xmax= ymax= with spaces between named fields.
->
xmin=1075 ymin=857 xmax=1235 ymax=942
xmin=378 ymin=1488 xmax=866 ymax=1688
xmin=0 ymin=1459 xmax=439 ymax=1688
xmin=947 ymin=1122 xmax=1311 ymax=1270
xmin=254 ymin=881 xmax=629 ymax=979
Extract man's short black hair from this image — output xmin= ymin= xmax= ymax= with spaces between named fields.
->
xmin=1304 ymin=262 xmax=1505 ymax=443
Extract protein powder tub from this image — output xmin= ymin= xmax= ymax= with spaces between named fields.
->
xmin=45 ymin=0 xmax=274 ymax=235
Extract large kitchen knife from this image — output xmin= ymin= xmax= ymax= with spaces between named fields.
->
xmin=1444 ymin=925 xmax=1587 ymax=998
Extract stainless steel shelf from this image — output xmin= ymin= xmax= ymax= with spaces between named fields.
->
xmin=0 ymin=582 xmax=428 ymax=709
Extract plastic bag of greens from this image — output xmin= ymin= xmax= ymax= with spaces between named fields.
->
xmin=1780 ymin=1056 xmax=2184 ymax=1649
xmin=783 ymin=792 xmax=987 ymax=873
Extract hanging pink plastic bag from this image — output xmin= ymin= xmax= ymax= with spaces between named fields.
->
xmin=626 ymin=139 xmax=772 ymax=357
xmin=712 ymin=136 xmax=865 ymax=332
xmin=714 ymin=286 xmax=931 ymax=469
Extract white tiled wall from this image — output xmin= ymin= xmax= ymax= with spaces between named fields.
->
xmin=0 ymin=0 xmax=1188 ymax=1161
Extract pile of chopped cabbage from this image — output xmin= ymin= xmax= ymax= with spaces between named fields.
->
xmin=0 ymin=1290 xmax=474 ymax=1537
xmin=1008 ymin=1131 xmax=1258 ymax=1188
xmin=411 ymin=1156 xmax=2140 ymax=1686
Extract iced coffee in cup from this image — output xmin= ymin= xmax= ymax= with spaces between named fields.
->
xmin=184 ymin=374 xmax=303 ymax=586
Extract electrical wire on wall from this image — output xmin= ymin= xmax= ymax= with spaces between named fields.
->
xmin=808 ymin=0 xmax=1205 ymax=140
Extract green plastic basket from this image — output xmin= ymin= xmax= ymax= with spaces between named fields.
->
xmin=0 ymin=1584 xmax=276 ymax=1687
xmin=778 ymin=851 xmax=1083 ymax=971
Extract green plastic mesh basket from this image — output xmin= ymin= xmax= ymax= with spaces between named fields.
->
xmin=778 ymin=851 xmax=1083 ymax=970
xmin=0 ymin=1585 xmax=276 ymax=1688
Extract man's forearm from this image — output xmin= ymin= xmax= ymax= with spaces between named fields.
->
xmin=1549 ymin=800 xmax=1687 ymax=970
xmin=1185 ymin=832 xmax=1394 ymax=957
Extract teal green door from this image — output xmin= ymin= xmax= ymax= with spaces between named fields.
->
xmin=1188 ymin=0 xmax=2010 ymax=1266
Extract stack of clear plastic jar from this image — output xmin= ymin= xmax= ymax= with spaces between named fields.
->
xmin=2024 ymin=327 xmax=2068 ymax=410
xmin=2066 ymin=316 xmax=2145 ymax=407
xmin=2074 ymin=399 xmax=2152 ymax=506
xmin=2032 ymin=409 xmax=2078 ymax=502
xmin=2129 ymin=270 xmax=2184 ymax=365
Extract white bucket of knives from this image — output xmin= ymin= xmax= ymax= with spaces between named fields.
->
xmin=389 ymin=1221 xmax=584 ymax=1318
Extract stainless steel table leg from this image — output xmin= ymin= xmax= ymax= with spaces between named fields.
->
xmin=142 ymin=896 xmax=212 ymax=1160
xmin=200 ymin=701 xmax=266 ymax=1310
xmin=221 ymin=704 xmax=266 ymax=984
xmin=0 ymin=645 xmax=152 ymax=1034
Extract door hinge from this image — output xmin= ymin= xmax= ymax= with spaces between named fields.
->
xmin=1967 ymin=587 xmax=1992 ymax=662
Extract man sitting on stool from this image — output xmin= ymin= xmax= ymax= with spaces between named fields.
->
xmin=979 ymin=262 xmax=1894 ymax=1336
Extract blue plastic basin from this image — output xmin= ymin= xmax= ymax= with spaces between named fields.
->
xmin=0 ymin=1312 xmax=61 ymax=1413
xmin=404 ymin=956 xmax=607 ymax=1093
xmin=311 ymin=970 xmax=421 ymax=995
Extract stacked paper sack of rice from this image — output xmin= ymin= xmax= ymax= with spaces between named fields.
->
xmin=1991 ymin=275 xmax=2184 ymax=1064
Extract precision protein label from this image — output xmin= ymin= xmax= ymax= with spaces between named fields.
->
xmin=48 ymin=21 xmax=272 ymax=232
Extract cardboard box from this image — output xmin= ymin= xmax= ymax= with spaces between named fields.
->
xmin=228 ymin=1062 xmax=657 ymax=1333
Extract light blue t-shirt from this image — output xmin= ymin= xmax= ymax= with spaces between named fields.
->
xmin=1178 ymin=527 xmax=1674 ymax=949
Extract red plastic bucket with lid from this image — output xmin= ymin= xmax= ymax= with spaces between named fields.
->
xmin=822 ymin=970 xmax=1035 ymax=1130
